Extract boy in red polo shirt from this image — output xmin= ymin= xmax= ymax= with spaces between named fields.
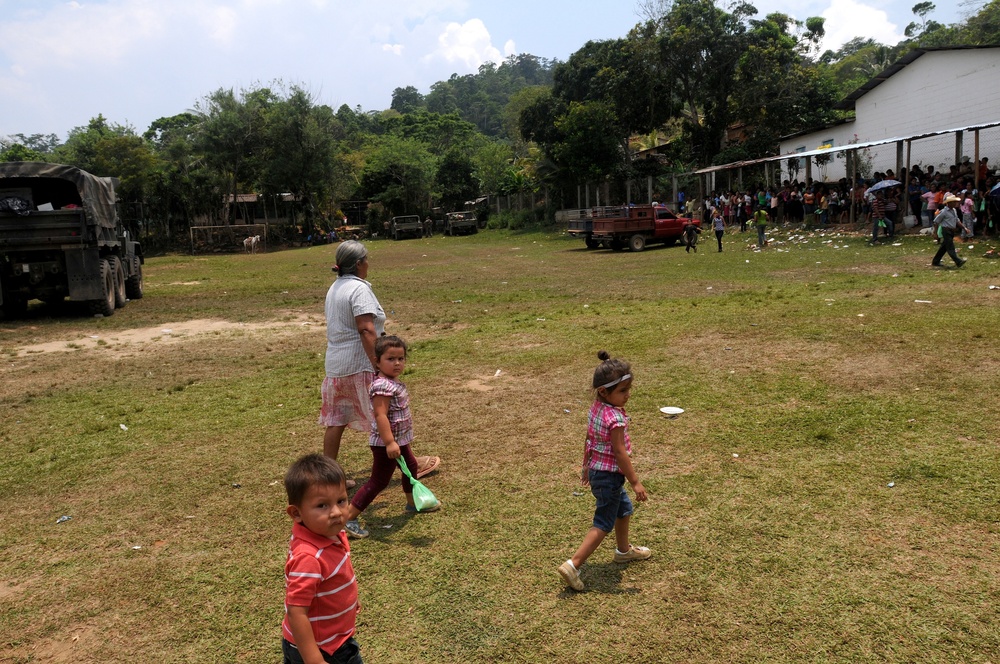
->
xmin=282 ymin=454 xmax=363 ymax=664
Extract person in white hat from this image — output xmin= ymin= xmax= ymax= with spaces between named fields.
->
xmin=931 ymin=195 xmax=967 ymax=267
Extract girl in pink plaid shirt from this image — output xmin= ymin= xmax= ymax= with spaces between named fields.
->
xmin=558 ymin=351 xmax=651 ymax=592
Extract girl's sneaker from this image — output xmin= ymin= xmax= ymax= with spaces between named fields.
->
xmin=558 ymin=560 xmax=584 ymax=591
xmin=613 ymin=545 xmax=652 ymax=563
xmin=344 ymin=520 xmax=369 ymax=539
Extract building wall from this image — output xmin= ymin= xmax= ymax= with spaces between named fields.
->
xmin=779 ymin=48 xmax=1000 ymax=183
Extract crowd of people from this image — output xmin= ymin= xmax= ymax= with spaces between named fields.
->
xmin=693 ymin=156 xmax=1000 ymax=247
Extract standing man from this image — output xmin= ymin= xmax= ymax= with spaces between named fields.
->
xmin=753 ymin=206 xmax=768 ymax=248
xmin=931 ymin=195 xmax=967 ymax=268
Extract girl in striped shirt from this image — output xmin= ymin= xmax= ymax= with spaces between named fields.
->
xmin=558 ymin=351 xmax=651 ymax=592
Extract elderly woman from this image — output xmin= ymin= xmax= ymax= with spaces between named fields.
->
xmin=320 ymin=241 xmax=439 ymax=485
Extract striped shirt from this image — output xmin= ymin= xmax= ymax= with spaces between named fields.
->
xmin=283 ymin=523 xmax=358 ymax=656
xmin=369 ymin=375 xmax=413 ymax=447
xmin=324 ymin=275 xmax=386 ymax=378
xmin=586 ymin=400 xmax=631 ymax=473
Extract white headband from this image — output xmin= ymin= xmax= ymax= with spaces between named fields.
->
xmin=599 ymin=373 xmax=631 ymax=390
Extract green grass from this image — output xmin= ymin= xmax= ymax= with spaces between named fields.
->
xmin=1 ymin=227 xmax=999 ymax=662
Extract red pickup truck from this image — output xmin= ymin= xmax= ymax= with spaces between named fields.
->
xmin=590 ymin=204 xmax=700 ymax=251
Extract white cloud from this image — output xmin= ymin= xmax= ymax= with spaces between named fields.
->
xmin=819 ymin=0 xmax=905 ymax=51
xmin=503 ymin=39 xmax=516 ymax=57
xmin=429 ymin=18 xmax=502 ymax=69
xmin=383 ymin=43 xmax=405 ymax=55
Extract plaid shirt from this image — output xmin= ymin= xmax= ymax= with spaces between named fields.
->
xmin=369 ymin=375 xmax=413 ymax=447
xmin=585 ymin=400 xmax=631 ymax=473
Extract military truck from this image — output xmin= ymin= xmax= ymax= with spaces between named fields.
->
xmin=389 ymin=215 xmax=423 ymax=240
xmin=443 ymin=211 xmax=478 ymax=236
xmin=0 ymin=162 xmax=143 ymax=318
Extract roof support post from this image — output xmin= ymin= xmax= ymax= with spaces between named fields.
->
xmin=955 ymin=130 xmax=964 ymax=169
xmin=895 ymin=141 xmax=904 ymax=179
xmin=850 ymin=149 xmax=857 ymax=226
xmin=805 ymin=157 xmax=812 ymax=186
xmin=975 ymin=130 xmax=982 ymax=189
xmin=647 ymin=175 xmax=653 ymax=204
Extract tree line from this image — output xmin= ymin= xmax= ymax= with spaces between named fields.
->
xmin=1 ymin=0 xmax=994 ymax=248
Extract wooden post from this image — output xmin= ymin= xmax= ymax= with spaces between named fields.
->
xmin=585 ymin=183 xmax=590 ymax=208
xmin=577 ymin=184 xmax=581 ymax=209
xmin=895 ymin=141 xmax=903 ymax=179
xmin=955 ymin=130 xmax=964 ymax=169
xmin=672 ymin=174 xmax=678 ymax=213
xmin=647 ymin=175 xmax=653 ymax=204
xmin=805 ymin=158 xmax=812 ymax=186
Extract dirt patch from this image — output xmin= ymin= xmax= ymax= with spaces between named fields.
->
xmin=14 ymin=315 xmax=324 ymax=357
xmin=25 ymin=623 xmax=101 ymax=663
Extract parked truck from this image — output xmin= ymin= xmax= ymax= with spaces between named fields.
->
xmin=443 ymin=211 xmax=478 ymax=236
xmin=389 ymin=215 xmax=423 ymax=240
xmin=590 ymin=204 xmax=700 ymax=252
xmin=558 ymin=208 xmax=599 ymax=248
xmin=0 ymin=161 xmax=143 ymax=318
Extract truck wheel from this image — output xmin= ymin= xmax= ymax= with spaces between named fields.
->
xmin=109 ymin=256 xmax=127 ymax=308
xmin=584 ymin=234 xmax=599 ymax=249
xmin=629 ymin=234 xmax=646 ymax=252
xmin=0 ymin=294 xmax=28 ymax=320
xmin=125 ymin=256 xmax=144 ymax=300
xmin=88 ymin=259 xmax=115 ymax=317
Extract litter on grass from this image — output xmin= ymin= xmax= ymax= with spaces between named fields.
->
xmin=119 ymin=423 xmax=128 ymax=431
xmin=888 ymin=482 xmax=895 ymax=488
xmin=56 ymin=515 xmax=72 ymax=524
xmin=914 ymin=300 xmax=932 ymax=304
xmin=660 ymin=406 xmax=684 ymax=415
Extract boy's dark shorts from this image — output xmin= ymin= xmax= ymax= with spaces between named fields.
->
xmin=283 ymin=637 xmax=363 ymax=664
xmin=589 ymin=469 xmax=633 ymax=532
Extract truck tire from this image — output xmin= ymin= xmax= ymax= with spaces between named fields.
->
xmin=0 ymin=294 xmax=28 ymax=320
xmin=125 ymin=256 xmax=144 ymax=300
xmin=109 ymin=256 xmax=127 ymax=308
xmin=88 ymin=259 xmax=115 ymax=317
xmin=629 ymin=234 xmax=646 ymax=252
xmin=584 ymin=234 xmax=599 ymax=249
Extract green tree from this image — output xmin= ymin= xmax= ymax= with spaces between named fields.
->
xmin=0 ymin=142 xmax=44 ymax=162
xmin=56 ymin=115 xmax=158 ymax=202
xmin=359 ymin=135 xmax=437 ymax=216
xmin=194 ymin=86 xmax=275 ymax=223
xmin=259 ymin=86 xmax=344 ymax=233
xmin=390 ymin=86 xmax=425 ymax=114
xmin=435 ymin=148 xmax=479 ymax=211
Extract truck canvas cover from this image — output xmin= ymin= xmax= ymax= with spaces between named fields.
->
xmin=0 ymin=161 xmax=118 ymax=229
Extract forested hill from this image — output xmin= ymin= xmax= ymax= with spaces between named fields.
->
xmin=388 ymin=53 xmax=557 ymax=139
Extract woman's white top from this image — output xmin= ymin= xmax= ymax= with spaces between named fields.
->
xmin=324 ymin=275 xmax=386 ymax=377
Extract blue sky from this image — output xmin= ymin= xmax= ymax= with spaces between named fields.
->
xmin=0 ymin=0 xmax=970 ymax=139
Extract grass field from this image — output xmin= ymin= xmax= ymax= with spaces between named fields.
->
xmin=1 ymin=226 xmax=998 ymax=663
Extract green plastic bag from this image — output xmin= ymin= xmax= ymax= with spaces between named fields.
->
xmin=397 ymin=458 xmax=440 ymax=511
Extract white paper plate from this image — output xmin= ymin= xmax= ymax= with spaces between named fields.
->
xmin=659 ymin=406 xmax=684 ymax=415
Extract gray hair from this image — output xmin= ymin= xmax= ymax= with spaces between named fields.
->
xmin=334 ymin=240 xmax=368 ymax=276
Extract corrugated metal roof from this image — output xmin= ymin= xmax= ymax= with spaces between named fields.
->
xmin=694 ymin=120 xmax=1000 ymax=174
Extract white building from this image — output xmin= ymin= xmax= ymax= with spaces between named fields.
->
xmin=778 ymin=46 xmax=1000 ymax=183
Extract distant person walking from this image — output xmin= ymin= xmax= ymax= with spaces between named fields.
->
xmin=753 ymin=206 xmax=768 ymax=248
xmin=683 ymin=220 xmax=701 ymax=253
xmin=931 ymin=195 xmax=967 ymax=268
xmin=712 ymin=208 xmax=725 ymax=252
